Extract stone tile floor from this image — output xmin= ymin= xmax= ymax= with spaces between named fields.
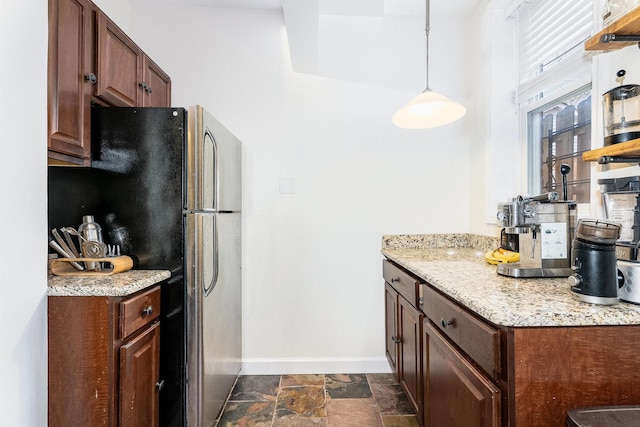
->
xmin=215 ymin=373 xmax=419 ymax=427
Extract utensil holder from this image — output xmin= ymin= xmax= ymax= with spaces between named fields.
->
xmin=51 ymin=255 xmax=133 ymax=276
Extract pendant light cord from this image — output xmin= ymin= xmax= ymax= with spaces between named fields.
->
xmin=425 ymin=0 xmax=430 ymax=91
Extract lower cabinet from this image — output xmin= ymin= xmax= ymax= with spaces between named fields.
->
xmin=48 ymin=285 xmax=162 ymax=426
xmin=398 ymin=295 xmax=423 ymax=417
xmin=384 ymin=258 xmax=640 ymax=426
xmin=384 ymin=283 xmax=399 ymax=374
xmin=423 ymin=320 xmax=500 ymax=427
xmin=120 ymin=321 xmax=161 ymax=427
xmin=384 ymin=261 xmax=424 ymax=422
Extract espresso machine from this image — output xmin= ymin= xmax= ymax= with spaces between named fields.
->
xmin=496 ymin=193 xmax=576 ymax=277
xmin=496 ymin=164 xmax=576 ymax=278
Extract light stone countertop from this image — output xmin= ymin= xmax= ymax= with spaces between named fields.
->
xmin=382 ymin=234 xmax=640 ymax=328
xmin=48 ymin=269 xmax=171 ymax=297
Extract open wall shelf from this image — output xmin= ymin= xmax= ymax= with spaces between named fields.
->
xmin=585 ymin=5 xmax=640 ymax=51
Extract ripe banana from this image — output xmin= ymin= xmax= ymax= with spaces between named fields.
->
xmin=484 ymin=248 xmax=519 ymax=265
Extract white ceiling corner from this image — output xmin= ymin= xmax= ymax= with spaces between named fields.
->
xmin=281 ymin=0 xmax=319 ymax=73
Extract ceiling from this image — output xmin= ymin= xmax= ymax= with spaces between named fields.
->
xmin=137 ymin=0 xmax=482 ymax=73
xmin=168 ymin=0 xmax=481 ymax=15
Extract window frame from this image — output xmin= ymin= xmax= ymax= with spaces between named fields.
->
xmin=519 ymin=77 xmax=596 ymax=213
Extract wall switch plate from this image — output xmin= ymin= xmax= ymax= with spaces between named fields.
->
xmin=279 ymin=177 xmax=296 ymax=194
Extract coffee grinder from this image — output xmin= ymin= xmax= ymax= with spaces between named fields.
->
xmin=568 ymin=219 xmax=621 ymax=305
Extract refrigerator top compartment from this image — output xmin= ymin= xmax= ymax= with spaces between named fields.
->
xmin=186 ymin=106 xmax=242 ymax=213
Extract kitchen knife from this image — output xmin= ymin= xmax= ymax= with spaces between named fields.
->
xmin=61 ymin=228 xmax=81 ymax=258
xmin=48 ymin=240 xmax=84 ymax=270
xmin=52 ymin=229 xmax=78 ymax=261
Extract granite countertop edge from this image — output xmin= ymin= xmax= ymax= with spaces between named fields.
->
xmin=382 ymin=233 xmax=640 ymax=328
xmin=48 ymin=269 xmax=171 ymax=297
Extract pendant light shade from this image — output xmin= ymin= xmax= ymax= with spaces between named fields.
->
xmin=392 ymin=89 xmax=466 ymax=129
xmin=393 ymin=0 xmax=465 ymax=129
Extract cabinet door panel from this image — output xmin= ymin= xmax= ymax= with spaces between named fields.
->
xmin=96 ymin=12 xmax=140 ymax=107
xmin=385 ymin=283 xmax=399 ymax=377
xmin=398 ymin=295 xmax=422 ymax=418
xmin=120 ymin=322 xmax=160 ymax=427
xmin=142 ymin=56 xmax=171 ymax=107
xmin=48 ymin=0 xmax=92 ymax=163
xmin=425 ymin=320 xmax=500 ymax=427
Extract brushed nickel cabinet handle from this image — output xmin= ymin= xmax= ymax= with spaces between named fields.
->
xmin=156 ymin=380 xmax=165 ymax=391
xmin=142 ymin=305 xmax=153 ymax=316
xmin=391 ymin=335 xmax=402 ymax=344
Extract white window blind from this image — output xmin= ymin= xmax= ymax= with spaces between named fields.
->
xmin=516 ymin=0 xmax=594 ymax=104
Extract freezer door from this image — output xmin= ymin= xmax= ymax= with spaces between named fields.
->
xmin=186 ymin=106 xmax=241 ymax=212
xmin=185 ymin=212 xmax=242 ymax=427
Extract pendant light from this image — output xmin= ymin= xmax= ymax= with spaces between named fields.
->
xmin=392 ymin=0 xmax=466 ymax=129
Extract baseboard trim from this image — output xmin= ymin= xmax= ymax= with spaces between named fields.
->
xmin=240 ymin=357 xmax=392 ymax=375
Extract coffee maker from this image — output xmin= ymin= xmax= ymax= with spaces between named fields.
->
xmin=599 ymin=176 xmax=640 ymax=304
xmin=496 ymin=192 xmax=576 ymax=278
xmin=598 ymin=176 xmax=640 ymax=260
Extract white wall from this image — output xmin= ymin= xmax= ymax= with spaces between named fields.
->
xmin=128 ymin=4 xmax=472 ymax=373
xmin=0 ymin=0 xmax=48 ymax=426
xmin=5 ymin=0 xmax=635 ymax=424
xmin=469 ymin=0 xmax=518 ymax=236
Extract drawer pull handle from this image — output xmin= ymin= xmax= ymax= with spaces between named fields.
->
xmin=441 ymin=318 xmax=454 ymax=328
xmin=84 ymin=73 xmax=97 ymax=84
xmin=391 ymin=335 xmax=402 ymax=344
xmin=142 ymin=305 xmax=153 ymax=316
xmin=156 ymin=380 xmax=165 ymax=392
xmin=391 ymin=277 xmax=400 ymax=283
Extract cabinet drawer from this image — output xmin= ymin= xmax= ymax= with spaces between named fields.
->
xmin=422 ymin=285 xmax=500 ymax=380
xmin=383 ymin=260 xmax=420 ymax=306
xmin=120 ymin=286 xmax=161 ymax=339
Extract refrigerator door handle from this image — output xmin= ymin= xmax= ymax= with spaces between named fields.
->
xmin=201 ymin=128 xmax=218 ymax=211
xmin=203 ymin=215 xmax=219 ymax=297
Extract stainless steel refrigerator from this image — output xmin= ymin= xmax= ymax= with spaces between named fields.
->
xmin=48 ymin=105 xmax=242 ymax=427
xmin=183 ymin=107 xmax=242 ymax=426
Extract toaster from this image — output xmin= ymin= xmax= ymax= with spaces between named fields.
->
xmin=617 ymin=260 xmax=640 ymax=304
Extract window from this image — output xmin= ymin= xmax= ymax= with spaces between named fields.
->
xmin=514 ymin=0 xmax=594 ymax=204
xmin=528 ymin=86 xmax=592 ymax=203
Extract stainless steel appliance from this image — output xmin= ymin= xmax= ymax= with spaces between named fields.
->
xmin=616 ymin=260 xmax=640 ymax=304
xmin=599 ymin=176 xmax=640 ymax=304
xmin=603 ymin=70 xmax=640 ymax=146
xmin=568 ymin=219 xmax=621 ymax=305
xmin=496 ymin=192 xmax=576 ymax=278
xmin=598 ymin=176 xmax=640 ymax=261
xmin=184 ymin=107 xmax=242 ymax=426
xmin=48 ymin=105 xmax=242 ymax=427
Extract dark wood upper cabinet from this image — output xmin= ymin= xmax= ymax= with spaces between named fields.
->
xmin=47 ymin=0 xmax=94 ymax=165
xmin=96 ymin=11 xmax=141 ymax=107
xmin=142 ymin=55 xmax=172 ymax=107
xmin=48 ymin=0 xmax=171 ymax=165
